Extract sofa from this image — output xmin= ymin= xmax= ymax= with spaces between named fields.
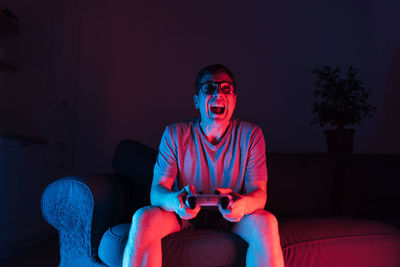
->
xmin=41 ymin=139 xmax=400 ymax=267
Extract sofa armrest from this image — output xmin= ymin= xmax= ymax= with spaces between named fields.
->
xmin=41 ymin=173 xmax=133 ymax=264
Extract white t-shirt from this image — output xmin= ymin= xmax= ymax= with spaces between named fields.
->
xmin=153 ymin=118 xmax=268 ymax=194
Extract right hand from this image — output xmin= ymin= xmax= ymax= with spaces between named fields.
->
xmin=174 ymin=184 xmax=201 ymax=220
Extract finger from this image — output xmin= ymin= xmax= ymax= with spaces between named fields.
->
xmin=189 ymin=184 xmax=197 ymax=194
xmin=194 ymin=205 xmax=201 ymax=214
xmin=227 ymin=217 xmax=241 ymax=223
xmin=181 ymin=211 xmax=196 ymax=220
xmin=178 ymin=194 xmax=184 ymax=209
xmin=183 ymin=184 xmax=193 ymax=195
xmin=221 ymin=211 xmax=240 ymax=222
xmin=218 ymin=205 xmax=231 ymax=215
xmin=189 ymin=205 xmax=200 ymax=212
xmin=215 ymin=187 xmax=232 ymax=195
xmin=179 ymin=215 xmax=192 ymax=220
xmin=218 ymin=205 xmax=225 ymax=215
xmin=230 ymin=191 xmax=242 ymax=201
xmin=179 ymin=186 xmax=187 ymax=194
xmin=182 ymin=185 xmax=190 ymax=194
xmin=220 ymin=212 xmax=239 ymax=222
xmin=186 ymin=205 xmax=201 ymax=216
xmin=176 ymin=209 xmax=192 ymax=220
xmin=184 ymin=184 xmax=197 ymax=195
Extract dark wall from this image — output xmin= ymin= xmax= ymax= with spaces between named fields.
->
xmin=73 ymin=0 xmax=400 ymax=174
xmin=3 ymin=0 xmax=399 ymax=175
xmin=0 ymin=0 xmax=79 ymax=143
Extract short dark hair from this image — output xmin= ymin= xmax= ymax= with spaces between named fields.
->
xmin=194 ymin=64 xmax=236 ymax=95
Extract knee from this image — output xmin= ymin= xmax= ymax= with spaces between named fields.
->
xmin=127 ymin=206 xmax=162 ymax=242
xmin=130 ymin=206 xmax=178 ymax=237
xmin=132 ymin=206 xmax=162 ymax=229
xmin=244 ymin=209 xmax=279 ymax=231
xmin=234 ymin=210 xmax=279 ymax=245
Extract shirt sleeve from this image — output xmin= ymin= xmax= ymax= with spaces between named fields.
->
xmin=245 ymin=127 xmax=268 ymax=183
xmin=153 ymin=125 xmax=178 ymax=181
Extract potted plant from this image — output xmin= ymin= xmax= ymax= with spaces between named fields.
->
xmin=311 ymin=66 xmax=378 ymax=154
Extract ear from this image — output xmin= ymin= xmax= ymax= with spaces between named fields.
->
xmin=193 ymin=95 xmax=199 ymax=109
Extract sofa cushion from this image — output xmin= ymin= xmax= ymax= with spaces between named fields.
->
xmin=162 ymin=229 xmax=247 ymax=267
xmin=279 ymin=217 xmax=400 ymax=267
xmin=266 ymin=153 xmax=336 ymax=217
xmin=98 ymin=217 xmax=400 ymax=267
xmin=98 ymin=223 xmax=247 ymax=267
xmin=98 ymin=223 xmax=130 ymax=267
xmin=334 ymin=154 xmax=400 ymax=227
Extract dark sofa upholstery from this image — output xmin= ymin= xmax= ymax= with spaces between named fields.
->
xmin=41 ymin=139 xmax=400 ymax=267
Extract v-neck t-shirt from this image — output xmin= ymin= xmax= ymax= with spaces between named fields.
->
xmin=153 ymin=118 xmax=268 ymax=194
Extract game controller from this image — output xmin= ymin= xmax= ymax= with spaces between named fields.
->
xmin=185 ymin=193 xmax=233 ymax=209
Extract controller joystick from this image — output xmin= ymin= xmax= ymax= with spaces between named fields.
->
xmin=219 ymin=195 xmax=231 ymax=210
xmin=186 ymin=195 xmax=197 ymax=209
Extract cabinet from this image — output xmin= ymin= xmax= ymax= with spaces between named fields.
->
xmin=0 ymin=7 xmax=18 ymax=71
xmin=43 ymin=100 xmax=75 ymax=182
xmin=0 ymin=138 xmax=51 ymax=261
xmin=0 ymin=104 xmax=75 ymax=261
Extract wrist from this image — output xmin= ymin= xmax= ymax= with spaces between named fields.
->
xmin=151 ymin=185 xmax=179 ymax=212
xmin=171 ymin=191 xmax=182 ymax=212
xmin=241 ymin=192 xmax=264 ymax=215
xmin=241 ymin=195 xmax=249 ymax=215
xmin=160 ymin=190 xmax=177 ymax=212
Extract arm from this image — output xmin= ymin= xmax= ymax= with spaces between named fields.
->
xmin=242 ymin=179 xmax=267 ymax=214
xmin=150 ymin=175 xmax=178 ymax=212
xmin=152 ymin=125 xmax=200 ymax=219
xmin=219 ymin=126 xmax=268 ymax=222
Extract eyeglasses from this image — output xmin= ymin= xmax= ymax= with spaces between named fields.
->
xmin=199 ymin=81 xmax=235 ymax=95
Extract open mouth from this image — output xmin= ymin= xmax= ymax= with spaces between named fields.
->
xmin=210 ymin=104 xmax=225 ymax=115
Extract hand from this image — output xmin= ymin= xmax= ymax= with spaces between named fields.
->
xmin=174 ymin=184 xmax=201 ymax=220
xmin=216 ymin=187 xmax=246 ymax=223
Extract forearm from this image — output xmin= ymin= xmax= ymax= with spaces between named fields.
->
xmin=242 ymin=188 xmax=267 ymax=215
xmin=150 ymin=184 xmax=178 ymax=212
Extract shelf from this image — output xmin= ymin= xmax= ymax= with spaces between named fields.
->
xmin=0 ymin=132 xmax=48 ymax=145
xmin=0 ymin=8 xmax=19 ymax=33
xmin=0 ymin=59 xmax=16 ymax=71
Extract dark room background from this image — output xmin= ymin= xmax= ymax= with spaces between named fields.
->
xmin=1 ymin=0 xmax=400 ymax=176
xmin=1 ymin=0 xmax=400 ymax=261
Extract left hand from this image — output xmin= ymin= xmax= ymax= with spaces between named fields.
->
xmin=216 ymin=187 xmax=246 ymax=223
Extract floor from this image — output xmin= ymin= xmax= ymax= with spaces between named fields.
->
xmin=0 ymin=236 xmax=60 ymax=267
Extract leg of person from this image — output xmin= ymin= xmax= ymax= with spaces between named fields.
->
xmin=231 ymin=209 xmax=284 ymax=267
xmin=122 ymin=206 xmax=182 ymax=267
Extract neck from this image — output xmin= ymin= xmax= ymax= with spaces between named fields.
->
xmin=199 ymin=119 xmax=230 ymax=145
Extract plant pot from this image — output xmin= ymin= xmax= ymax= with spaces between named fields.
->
xmin=323 ymin=129 xmax=355 ymax=154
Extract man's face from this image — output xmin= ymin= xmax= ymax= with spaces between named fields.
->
xmin=193 ymin=72 xmax=237 ymax=125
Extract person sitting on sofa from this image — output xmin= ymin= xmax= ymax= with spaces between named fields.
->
xmin=122 ymin=64 xmax=284 ymax=267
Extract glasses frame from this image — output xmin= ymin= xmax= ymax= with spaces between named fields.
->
xmin=199 ymin=81 xmax=235 ymax=95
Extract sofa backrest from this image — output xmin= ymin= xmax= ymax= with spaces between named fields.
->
xmin=333 ymin=154 xmax=400 ymax=226
xmin=112 ymin=139 xmax=158 ymax=210
xmin=112 ymin=140 xmax=400 ymax=224
xmin=266 ymin=152 xmax=336 ymax=218
xmin=112 ymin=140 xmax=338 ymax=218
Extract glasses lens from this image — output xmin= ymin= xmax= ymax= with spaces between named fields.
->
xmin=202 ymin=83 xmax=217 ymax=94
xmin=220 ymin=82 xmax=232 ymax=94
